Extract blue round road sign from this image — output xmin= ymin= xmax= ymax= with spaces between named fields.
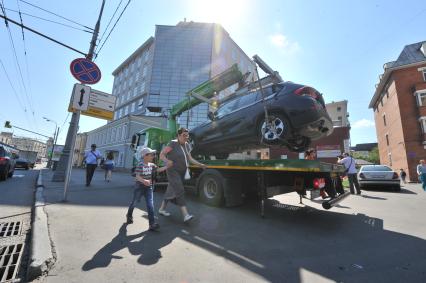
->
xmin=70 ymin=58 xmax=101 ymax=84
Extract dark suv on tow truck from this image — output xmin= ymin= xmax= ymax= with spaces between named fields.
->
xmin=190 ymin=82 xmax=333 ymax=159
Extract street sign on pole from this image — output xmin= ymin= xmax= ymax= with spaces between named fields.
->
xmin=70 ymin=58 xmax=102 ymax=84
xmin=89 ymin=89 xmax=116 ymax=111
xmin=68 ymin=87 xmax=116 ymax=120
xmin=71 ymin=83 xmax=91 ymax=111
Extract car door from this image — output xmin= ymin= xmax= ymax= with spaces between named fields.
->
xmin=221 ymin=90 xmax=260 ymax=141
xmin=206 ymin=98 xmax=240 ymax=143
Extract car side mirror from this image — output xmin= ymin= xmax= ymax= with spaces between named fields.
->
xmin=207 ymin=111 xmax=216 ymax=121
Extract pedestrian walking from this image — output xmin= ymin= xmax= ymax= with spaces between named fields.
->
xmin=417 ymin=160 xmax=426 ymax=191
xmin=158 ymin=127 xmax=207 ymax=222
xmin=83 ymin=144 xmax=101 ymax=187
xmin=126 ymin=147 xmax=169 ymax=230
xmin=338 ymin=153 xmax=361 ymax=195
xmin=104 ymin=152 xmax=115 ymax=182
xmin=399 ymin=168 xmax=407 ymax=184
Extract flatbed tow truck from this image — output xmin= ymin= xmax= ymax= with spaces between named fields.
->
xmin=132 ymin=58 xmax=350 ymax=216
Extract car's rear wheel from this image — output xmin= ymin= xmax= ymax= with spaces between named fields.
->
xmin=394 ymin=185 xmax=401 ymax=192
xmin=7 ymin=170 xmax=14 ymax=178
xmin=0 ymin=168 xmax=8 ymax=181
xmin=258 ymin=113 xmax=290 ymax=145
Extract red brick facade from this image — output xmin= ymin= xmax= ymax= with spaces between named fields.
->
xmin=373 ymin=63 xmax=426 ymax=181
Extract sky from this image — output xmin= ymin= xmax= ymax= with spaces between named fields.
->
xmin=0 ymin=0 xmax=425 ymax=147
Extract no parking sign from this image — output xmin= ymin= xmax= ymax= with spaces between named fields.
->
xmin=70 ymin=58 xmax=101 ymax=84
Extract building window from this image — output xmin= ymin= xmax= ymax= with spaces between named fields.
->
xmin=388 ymin=153 xmax=392 ymax=166
xmin=383 ymin=114 xmax=387 ymax=126
xmin=131 ymin=102 xmax=135 ymax=112
xmin=122 ymin=125 xmax=127 ymax=140
xmin=337 ymin=106 xmax=341 ymax=112
xmin=380 ymin=98 xmax=383 ymax=107
xmin=416 ymin=91 xmax=426 ymax=106
xmin=385 ymin=134 xmax=389 ymax=146
xmin=338 ymin=116 xmax=342 ymax=121
xmin=423 ymin=70 xmax=426 ymax=82
xmin=124 ymin=106 xmax=129 ymax=116
xmin=419 ymin=117 xmax=426 ymax=133
xmin=140 ymin=81 xmax=146 ymax=92
xmin=138 ymin=98 xmax=144 ymax=109
xmin=386 ymin=91 xmax=389 ymax=98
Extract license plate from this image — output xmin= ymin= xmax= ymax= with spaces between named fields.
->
xmin=372 ymin=175 xmax=385 ymax=179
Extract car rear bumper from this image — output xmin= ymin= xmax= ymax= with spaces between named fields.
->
xmin=15 ymin=163 xmax=29 ymax=168
xmin=298 ymin=116 xmax=333 ymax=139
xmin=359 ymin=180 xmax=400 ymax=187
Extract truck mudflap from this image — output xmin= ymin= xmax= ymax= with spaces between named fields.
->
xmin=321 ymin=191 xmax=351 ymax=210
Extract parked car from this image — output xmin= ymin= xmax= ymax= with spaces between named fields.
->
xmin=0 ymin=143 xmax=17 ymax=180
xmin=15 ymin=158 xmax=31 ymax=170
xmin=357 ymin=165 xmax=401 ymax=191
xmin=190 ymin=82 xmax=333 ymax=158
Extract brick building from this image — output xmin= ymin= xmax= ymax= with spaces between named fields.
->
xmin=369 ymin=41 xmax=426 ymax=181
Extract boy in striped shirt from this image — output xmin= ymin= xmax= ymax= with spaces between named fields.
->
xmin=126 ymin=147 xmax=168 ymax=231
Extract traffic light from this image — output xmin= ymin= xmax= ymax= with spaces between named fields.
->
xmin=4 ymin=121 xmax=11 ymax=128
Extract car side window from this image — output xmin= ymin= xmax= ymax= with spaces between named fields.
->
xmin=236 ymin=91 xmax=258 ymax=109
xmin=217 ymin=99 xmax=239 ymax=117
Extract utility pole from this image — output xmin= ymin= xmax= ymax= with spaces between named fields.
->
xmin=52 ymin=0 xmax=105 ymax=199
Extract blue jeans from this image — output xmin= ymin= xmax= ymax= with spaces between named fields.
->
xmin=420 ymin=173 xmax=426 ymax=191
xmin=127 ymin=185 xmax=155 ymax=226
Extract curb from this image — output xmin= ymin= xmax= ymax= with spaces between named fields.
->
xmin=27 ymin=170 xmax=55 ymax=280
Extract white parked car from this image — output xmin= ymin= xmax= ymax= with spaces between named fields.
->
xmin=357 ymin=165 xmax=401 ymax=191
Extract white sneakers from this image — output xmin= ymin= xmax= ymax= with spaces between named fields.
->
xmin=183 ymin=214 xmax=194 ymax=222
xmin=159 ymin=209 xmax=194 ymax=222
xmin=158 ymin=209 xmax=171 ymax=217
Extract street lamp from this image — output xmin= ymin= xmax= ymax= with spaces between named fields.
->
xmin=43 ymin=117 xmax=59 ymax=169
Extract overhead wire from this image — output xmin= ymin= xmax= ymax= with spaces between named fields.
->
xmin=5 ymin=7 xmax=93 ymax=33
xmin=95 ymin=0 xmax=131 ymax=59
xmin=97 ymin=0 xmax=123 ymax=45
xmin=19 ymin=0 xmax=94 ymax=31
xmin=0 ymin=0 xmax=37 ymax=131
xmin=15 ymin=0 xmax=37 ymax=127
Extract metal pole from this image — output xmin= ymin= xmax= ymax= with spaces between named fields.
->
xmin=47 ymin=126 xmax=57 ymax=169
xmin=52 ymin=0 xmax=105 ymax=196
xmin=50 ymin=126 xmax=59 ymax=169
xmin=63 ymin=111 xmax=80 ymax=201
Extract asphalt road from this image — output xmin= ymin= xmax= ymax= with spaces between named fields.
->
xmin=0 ymin=167 xmax=38 ymax=282
xmin=36 ymin=169 xmax=426 ymax=283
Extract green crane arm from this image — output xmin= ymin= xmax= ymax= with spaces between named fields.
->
xmin=169 ymin=64 xmax=244 ymax=120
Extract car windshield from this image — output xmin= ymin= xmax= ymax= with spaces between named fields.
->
xmin=361 ymin=165 xmax=392 ymax=172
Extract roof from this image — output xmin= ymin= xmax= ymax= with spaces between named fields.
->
xmin=351 ymin=143 xmax=378 ymax=151
xmin=369 ymin=41 xmax=426 ymax=108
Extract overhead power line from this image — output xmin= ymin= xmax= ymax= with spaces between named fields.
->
xmin=19 ymin=0 xmax=94 ymax=31
xmin=97 ymin=0 xmax=123 ymax=45
xmin=0 ymin=14 xmax=87 ymax=56
xmin=95 ymin=0 xmax=131 ymax=59
xmin=5 ymin=7 xmax=93 ymax=33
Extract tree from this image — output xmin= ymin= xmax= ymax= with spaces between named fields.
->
xmin=352 ymin=147 xmax=380 ymax=164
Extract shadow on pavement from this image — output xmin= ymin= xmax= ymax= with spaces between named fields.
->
xmin=79 ymin=198 xmax=426 ymax=282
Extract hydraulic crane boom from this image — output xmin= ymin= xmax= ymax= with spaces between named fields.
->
xmin=168 ymin=64 xmax=244 ymax=133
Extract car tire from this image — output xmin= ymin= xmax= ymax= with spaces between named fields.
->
xmin=0 ymin=168 xmax=7 ymax=181
xmin=198 ymin=170 xmax=225 ymax=207
xmin=7 ymin=170 xmax=14 ymax=178
xmin=258 ymin=113 xmax=290 ymax=145
xmin=394 ymin=185 xmax=401 ymax=192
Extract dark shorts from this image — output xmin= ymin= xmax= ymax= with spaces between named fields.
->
xmin=104 ymin=164 xmax=114 ymax=170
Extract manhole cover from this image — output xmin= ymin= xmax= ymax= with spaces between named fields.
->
xmin=0 ymin=222 xmax=22 ymax=238
xmin=0 ymin=244 xmax=24 ymax=282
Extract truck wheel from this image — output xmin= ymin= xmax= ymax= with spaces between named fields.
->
xmin=198 ymin=171 xmax=225 ymax=207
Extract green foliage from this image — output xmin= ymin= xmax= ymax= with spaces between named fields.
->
xmin=352 ymin=147 xmax=380 ymax=164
